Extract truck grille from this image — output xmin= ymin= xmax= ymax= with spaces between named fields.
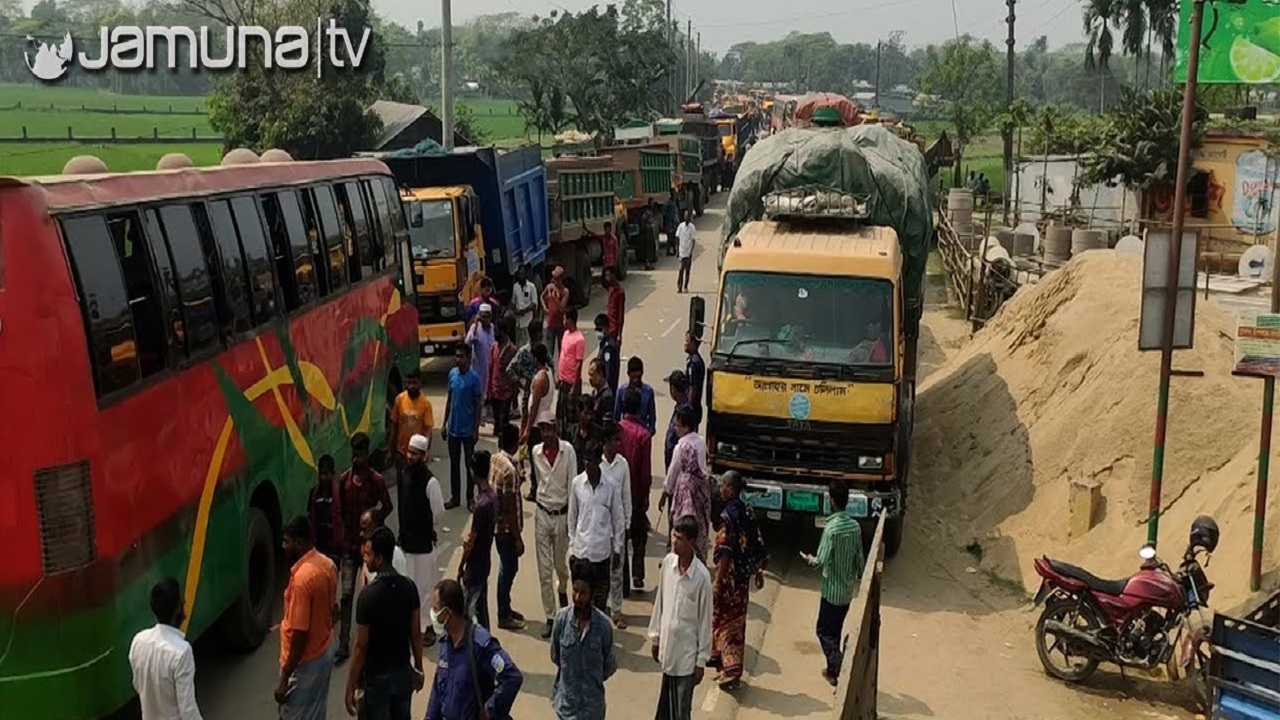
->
xmin=709 ymin=413 xmax=892 ymax=473
xmin=415 ymin=294 xmax=458 ymax=324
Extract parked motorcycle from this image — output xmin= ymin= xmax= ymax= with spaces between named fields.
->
xmin=1031 ymin=516 xmax=1219 ymax=707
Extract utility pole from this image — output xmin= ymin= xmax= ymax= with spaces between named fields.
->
xmin=874 ymin=40 xmax=882 ymax=108
xmin=1148 ymin=0 xmax=1207 ymax=547
xmin=687 ymin=19 xmax=693 ymax=100
xmin=1002 ymin=0 xmax=1015 ymax=225
xmin=666 ymin=0 xmax=673 ymax=113
xmin=441 ymin=0 xmax=455 ymax=151
xmin=696 ymin=32 xmax=701 ymax=99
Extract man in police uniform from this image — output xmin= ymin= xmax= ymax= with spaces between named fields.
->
xmin=424 ymin=579 xmax=523 ymax=720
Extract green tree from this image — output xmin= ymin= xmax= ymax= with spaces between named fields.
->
xmin=920 ymin=35 xmax=1002 ymax=185
xmin=1082 ymin=0 xmax=1120 ymax=111
xmin=1079 ymin=87 xmax=1207 ymax=214
xmin=206 ymin=0 xmax=384 ymax=158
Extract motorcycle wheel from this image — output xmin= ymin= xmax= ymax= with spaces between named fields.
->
xmin=1035 ymin=601 xmax=1102 ymax=683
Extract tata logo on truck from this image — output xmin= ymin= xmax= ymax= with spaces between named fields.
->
xmin=25 ymin=21 xmax=371 ymax=83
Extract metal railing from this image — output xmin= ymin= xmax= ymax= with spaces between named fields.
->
xmin=832 ymin=511 xmax=886 ymax=720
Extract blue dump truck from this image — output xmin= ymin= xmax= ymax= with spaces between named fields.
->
xmin=367 ymin=146 xmax=550 ymax=356
xmin=1209 ymin=591 xmax=1280 ymax=720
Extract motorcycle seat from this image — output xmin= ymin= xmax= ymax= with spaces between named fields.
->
xmin=1046 ymin=559 xmax=1127 ymax=596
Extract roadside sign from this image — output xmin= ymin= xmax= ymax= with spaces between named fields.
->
xmin=1174 ymin=1 xmax=1280 ymax=85
xmin=1234 ymin=313 xmax=1280 ymax=377
xmin=1139 ymin=231 xmax=1199 ymax=351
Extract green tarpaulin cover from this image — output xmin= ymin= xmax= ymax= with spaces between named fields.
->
xmin=721 ymin=124 xmax=933 ymax=326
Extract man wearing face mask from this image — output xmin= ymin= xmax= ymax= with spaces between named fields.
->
xmin=344 ymin=526 xmax=424 ymax=720
xmin=425 ymin=579 xmax=524 ymax=720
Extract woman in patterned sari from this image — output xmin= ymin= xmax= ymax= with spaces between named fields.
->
xmin=709 ymin=470 xmax=767 ymax=690
xmin=662 ymin=404 xmax=710 ymax=560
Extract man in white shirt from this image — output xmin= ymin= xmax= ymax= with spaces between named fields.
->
xmin=512 ymin=264 xmax=539 ymax=344
xmin=533 ymin=417 xmax=577 ymax=639
xmin=599 ymin=423 xmax=633 ymax=628
xmin=676 ymin=210 xmax=697 ymax=294
xmin=129 ymin=578 xmax=203 ymax=720
xmin=648 ymin=514 xmax=712 ymax=720
xmin=568 ymin=444 xmax=625 ymax=615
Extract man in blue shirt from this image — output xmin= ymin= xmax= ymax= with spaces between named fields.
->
xmin=445 ymin=345 xmax=484 ymax=510
xmin=550 ymin=575 xmax=617 ymax=720
xmin=613 ymin=356 xmax=657 ymax=436
xmin=684 ymin=331 xmax=705 ymax=417
xmin=663 ymin=370 xmax=701 ymax=472
xmin=426 ymin=579 xmax=523 ymax=720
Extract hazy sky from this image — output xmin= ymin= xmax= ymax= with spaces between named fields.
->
xmin=381 ymin=0 xmax=1090 ymax=54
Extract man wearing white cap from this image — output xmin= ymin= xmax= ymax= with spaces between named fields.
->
xmin=399 ymin=433 xmax=446 ymax=645
xmin=466 ymin=303 xmax=497 ymax=419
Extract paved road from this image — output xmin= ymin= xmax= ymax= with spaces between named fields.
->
xmin=192 ymin=196 xmax=1194 ymax=720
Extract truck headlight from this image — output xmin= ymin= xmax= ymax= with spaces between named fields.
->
xmin=440 ymin=304 xmax=458 ymax=318
xmin=719 ymin=442 xmax=738 ymax=456
xmin=857 ymin=455 xmax=883 ymax=470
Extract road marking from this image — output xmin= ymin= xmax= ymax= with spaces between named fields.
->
xmin=701 ymin=682 xmax=721 ymax=712
xmin=661 ymin=318 xmax=684 ymax=338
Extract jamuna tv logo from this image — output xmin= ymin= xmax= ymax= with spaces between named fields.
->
xmin=25 ymin=21 xmax=372 ymax=83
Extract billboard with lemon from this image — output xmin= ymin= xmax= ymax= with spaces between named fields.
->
xmin=1173 ymin=1 xmax=1280 ymax=84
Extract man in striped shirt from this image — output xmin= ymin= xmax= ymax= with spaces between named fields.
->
xmin=802 ymin=480 xmax=866 ymax=687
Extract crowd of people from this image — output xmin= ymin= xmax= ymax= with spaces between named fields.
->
xmin=124 ymin=227 xmax=867 ymax=720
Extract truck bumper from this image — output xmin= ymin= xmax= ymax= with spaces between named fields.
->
xmin=735 ymin=476 xmax=902 ymax=523
xmin=419 ymin=322 xmax=465 ymax=356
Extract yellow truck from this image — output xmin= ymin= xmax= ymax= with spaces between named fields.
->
xmin=698 ymin=126 xmax=932 ymax=555
xmin=402 ymin=186 xmax=485 ymax=355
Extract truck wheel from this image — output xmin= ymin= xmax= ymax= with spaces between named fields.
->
xmin=569 ymin=245 xmax=592 ymax=306
xmin=694 ymin=188 xmax=705 ymax=218
xmin=884 ymin=515 xmax=904 ymax=558
xmin=222 ymin=507 xmax=276 ymax=651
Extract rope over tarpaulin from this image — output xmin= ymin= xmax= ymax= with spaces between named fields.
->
xmin=720 ymin=124 xmax=934 ymax=333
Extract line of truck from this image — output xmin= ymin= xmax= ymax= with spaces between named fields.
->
xmin=368 ymin=106 xmax=732 ymax=359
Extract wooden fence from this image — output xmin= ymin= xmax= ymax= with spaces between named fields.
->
xmin=0 ymin=127 xmax=222 ymax=144
xmin=0 ymin=101 xmax=207 ymax=115
xmin=832 ymin=512 xmax=886 ymax=720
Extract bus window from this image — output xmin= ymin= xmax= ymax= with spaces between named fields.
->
xmin=313 ymin=184 xmax=347 ymax=292
xmin=105 ymin=211 xmax=168 ymax=378
xmin=139 ymin=209 xmax=185 ymax=363
xmin=344 ymin=180 xmax=377 ymax=278
xmin=261 ymin=192 xmax=316 ymax=311
xmin=364 ymin=178 xmax=394 ymax=270
xmin=229 ymin=196 xmax=278 ymax=322
xmin=298 ymin=189 xmax=331 ymax=298
xmin=61 ymin=215 xmax=142 ymax=397
xmin=378 ymin=176 xmax=406 ymax=268
xmin=202 ymin=200 xmax=254 ymax=335
xmin=157 ymin=205 xmax=220 ymax=358
xmin=334 ymin=183 xmax=362 ymax=284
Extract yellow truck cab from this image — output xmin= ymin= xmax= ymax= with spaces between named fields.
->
xmin=694 ymin=191 xmax=914 ymax=554
xmin=402 ymin=185 xmax=485 ymax=356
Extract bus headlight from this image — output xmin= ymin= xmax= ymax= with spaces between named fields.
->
xmin=857 ymin=455 xmax=883 ymax=470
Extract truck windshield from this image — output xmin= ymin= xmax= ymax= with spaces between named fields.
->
xmin=715 ymin=272 xmax=894 ymax=369
xmin=407 ymin=200 xmax=456 ymax=259
xmin=718 ymin=124 xmax=733 ymax=137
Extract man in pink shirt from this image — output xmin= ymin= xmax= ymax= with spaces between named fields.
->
xmin=556 ymin=307 xmax=585 ymax=435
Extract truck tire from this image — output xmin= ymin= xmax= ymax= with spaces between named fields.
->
xmin=693 ymin=187 xmax=705 ymax=218
xmin=567 ymin=245 xmax=592 ymax=307
xmin=222 ymin=507 xmax=276 ymax=651
xmin=884 ymin=515 xmax=904 ymax=558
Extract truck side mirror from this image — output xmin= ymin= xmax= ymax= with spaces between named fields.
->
xmin=689 ymin=296 xmax=706 ymax=340
xmin=409 ymin=202 xmax=424 ymax=228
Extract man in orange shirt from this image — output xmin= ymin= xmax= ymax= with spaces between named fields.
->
xmin=275 ymin=516 xmax=339 ymax=720
xmin=389 ymin=367 xmax=434 ymax=471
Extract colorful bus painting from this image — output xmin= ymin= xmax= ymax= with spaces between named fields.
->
xmin=0 ymin=157 xmax=419 ymax=720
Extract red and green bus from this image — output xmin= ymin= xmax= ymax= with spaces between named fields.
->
xmin=0 ymin=157 xmax=419 ymax=719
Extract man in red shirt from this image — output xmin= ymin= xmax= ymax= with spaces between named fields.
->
xmin=556 ymin=308 xmax=586 ymax=435
xmin=616 ymin=386 xmax=654 ymax=593
xmin=542 ymin=266 xmax=568 ymax=363
xmin=586 ymin=220 xmax=620 ymax=275
xmin=336 ymin=432 xmax=392 ymax=663
xmin=604 ymin=266 xmax=625 ymax=344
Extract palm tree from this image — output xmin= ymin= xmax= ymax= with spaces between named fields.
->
xmin=1147 ymin=0 xmax=1177 ymax=81
xmin=1083 ymin=0 xmax=1119 ymax=112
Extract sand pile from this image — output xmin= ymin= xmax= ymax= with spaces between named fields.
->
xmin=914 ymin=250 xmax=1279 ymax=610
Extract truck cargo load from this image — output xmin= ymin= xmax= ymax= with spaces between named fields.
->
xmin=721 ymin=124 xmax=933 ymax=331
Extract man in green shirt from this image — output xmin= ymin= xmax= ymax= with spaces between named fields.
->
xmin=802 ymin=480 xmax=865 ymax=687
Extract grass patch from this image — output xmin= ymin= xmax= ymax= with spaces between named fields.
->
xmin=0 ymin=83 xmax=208 ymax=112
xmin=1 ymin=142 xmax=224 ymax=175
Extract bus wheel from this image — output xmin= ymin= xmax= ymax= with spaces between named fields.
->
xmin=224 ymin=507 xmax=276 ymax=651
